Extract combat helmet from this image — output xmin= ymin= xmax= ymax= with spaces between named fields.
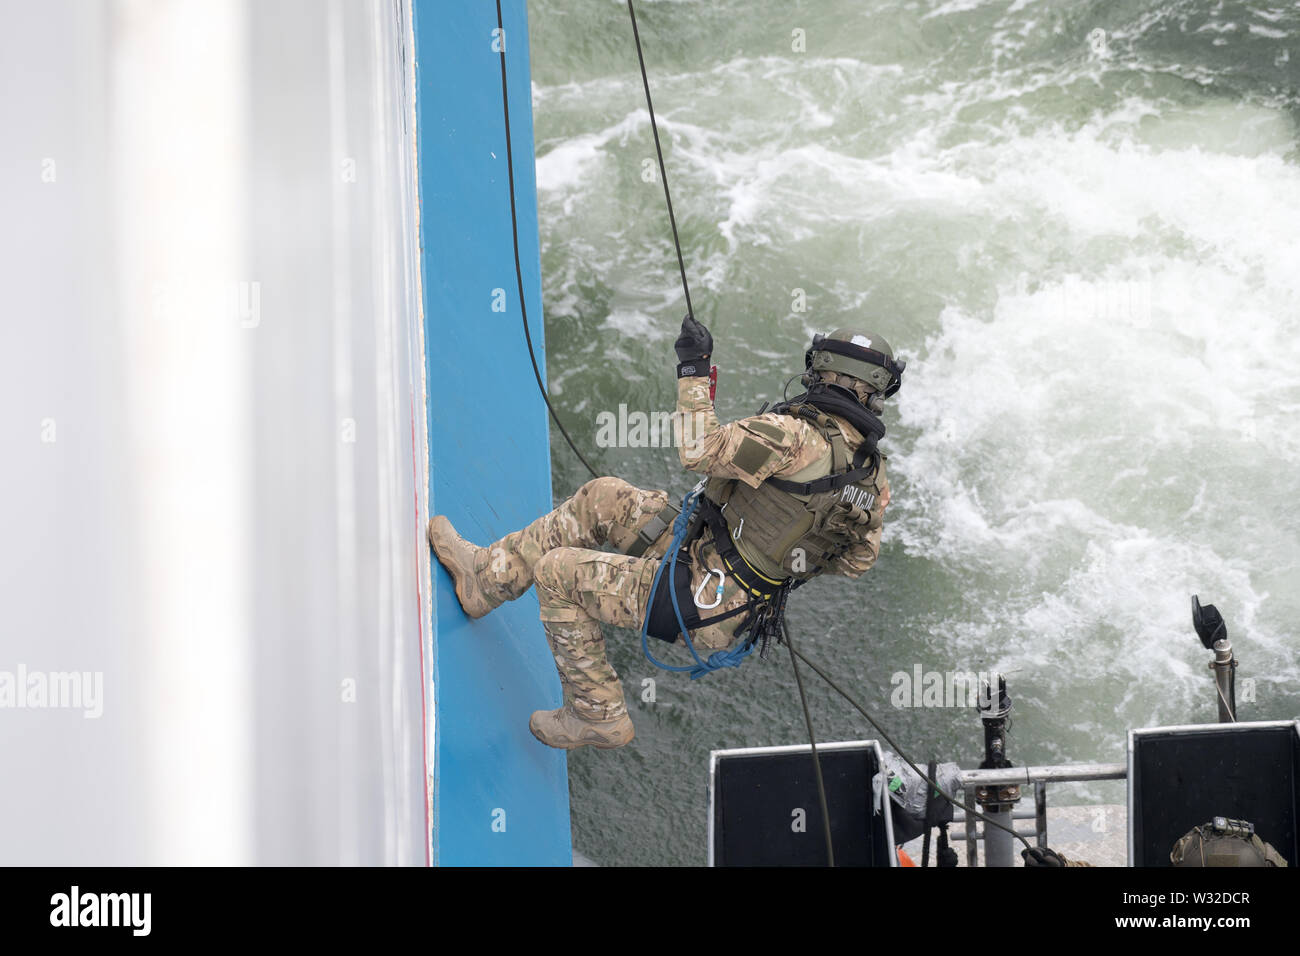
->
xmin=803 ymin=329 xmax=905 ymax=407
xmin=1170 ymin=818 xmax=1289 ymax=867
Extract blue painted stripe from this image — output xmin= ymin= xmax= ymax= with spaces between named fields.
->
xmin=413 ymin=0 xmax=572 ymax=866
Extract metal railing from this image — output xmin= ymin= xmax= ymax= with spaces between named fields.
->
xmin=947 ymin=763 xmax=1127 ymax=867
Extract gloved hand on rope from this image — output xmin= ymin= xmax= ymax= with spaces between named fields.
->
xmin=1022 ymin=846 xmax=1093 ymax=867
xmin=674 ymin=313 xmax=712 ymax=378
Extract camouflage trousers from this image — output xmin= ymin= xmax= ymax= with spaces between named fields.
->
xmin=479 ymin=477 xmax=752 ymax=722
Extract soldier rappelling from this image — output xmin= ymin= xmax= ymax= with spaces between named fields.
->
xmin=427 ymin=317 xmax=904 ymax=750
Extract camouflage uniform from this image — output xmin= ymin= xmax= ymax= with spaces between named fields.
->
xmin=456 ymin=376 xmax=890 ymax=729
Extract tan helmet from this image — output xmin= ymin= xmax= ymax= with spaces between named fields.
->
xmin=1170 ymin=818 xmax=1289 ymax=867
xmin=804 ymin=329 xmax=905 ymax=399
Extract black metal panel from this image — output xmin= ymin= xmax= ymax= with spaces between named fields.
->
xmin=712 ymin=746 xmax=889 ymax=866
xmin=1132 ymin=725 xmax=1300 ymax=866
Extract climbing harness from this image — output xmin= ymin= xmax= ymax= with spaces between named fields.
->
xmin=639 ymin=482 xmax=765 ymax=679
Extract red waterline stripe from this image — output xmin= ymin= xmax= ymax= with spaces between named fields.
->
xmin=411 ymin=391 xmax=431 ymax=867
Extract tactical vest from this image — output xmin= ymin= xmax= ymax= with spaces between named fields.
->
xmin=703 ymin=407 xmax=885 ymax=589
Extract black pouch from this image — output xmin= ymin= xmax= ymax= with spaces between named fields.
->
xmin=645 ymin=557 xmax=702 ymax=643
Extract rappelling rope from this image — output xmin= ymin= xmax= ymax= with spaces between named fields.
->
xmin=790 ymin=644 xmax=1036 ymax=853
xmin=637 ymin=486 xmax=834 ymax=863
xmin=626 ymin=0 xmax=833 ymax=864
xmin=626 ymin=0 xmax=695 ymax=321
xmin=784 ymin=624 xmax=836 ymax=866
xmin=494 ymin=0 xmax=600 ymax=481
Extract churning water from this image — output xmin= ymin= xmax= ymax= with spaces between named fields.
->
xmin=527 ymin=0 xmax=1300 ymax=865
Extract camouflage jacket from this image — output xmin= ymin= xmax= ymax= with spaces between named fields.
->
xmin=672 ymin=376 xmax=889 ymax=578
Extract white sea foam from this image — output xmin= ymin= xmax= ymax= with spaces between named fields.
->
xmin=534 ymin=111 xmax=642 ymax=195
xmin=888 ymin=102 xmax=1300 ymax=712
xmin=534 ymin=5 xmax=1300 ymax=789
xmin=600 ymin=308 xmax=670 ymax=341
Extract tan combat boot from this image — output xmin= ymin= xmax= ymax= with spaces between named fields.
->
xmin=529 ymin=705 xmax=635 ymax=750
xmin=427 ymin=516 xmax=496 ymax=619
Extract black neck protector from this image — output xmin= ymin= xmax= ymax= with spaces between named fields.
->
xmin=769 ymin=383 xmax=886 ymax=468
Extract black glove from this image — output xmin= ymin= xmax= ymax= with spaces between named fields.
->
xmin=1022 ymin=847 xmax=1066 ymax=868
xmin=675 ymin=314 xmax=712 ymax=378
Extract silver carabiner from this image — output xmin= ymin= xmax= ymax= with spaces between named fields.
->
xmin=694 ymin=568 xmax=726 ymax=609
